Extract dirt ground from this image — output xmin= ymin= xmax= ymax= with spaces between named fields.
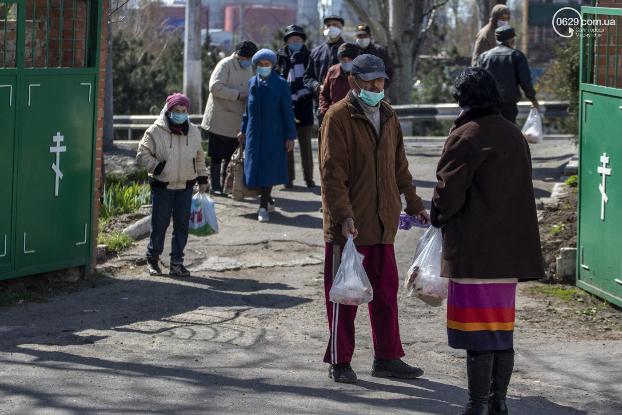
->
xmin=538 ymin=186 xmax=578 ymax=280
xmin=1 ymin=137 xmax=620 ymax=414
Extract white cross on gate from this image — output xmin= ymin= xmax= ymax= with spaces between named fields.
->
xmin=50 ymin=132 xmax=66 ymax=197
xmin=597 ymin=152 xmax=612 ymax=221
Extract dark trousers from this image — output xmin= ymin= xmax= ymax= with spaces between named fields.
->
xmin=146 ymin=187 xmax=193 ymax=265
xmin=205 ymin=130 xmax=239 ymax=190
xmin=323 ymin=243 xmax=405 ymax=364
xmin=259 ymin=186 xmax=273 ymax=209
xmin=287 ymin=125 xmax=314 ymax=183
xmin=499 ymin=103 xmax=518 ymax=124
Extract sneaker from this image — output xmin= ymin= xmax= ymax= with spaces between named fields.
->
xmin=169 ymin=263 xmax=191 ymax=277
xmin=147 ymin=257 xmax=162 ymax=276
xmin=268 ymin=200 xmax=276 ymax=213
xmin=329 ymin=363 xmax=358 ymax=383
xmin=306 ymin=180 xmax=316 ymax=188
xmin=258 ymin=208 xmax=270 ymax=222
xmin=371 ymin=359 xmax=424 ymax=379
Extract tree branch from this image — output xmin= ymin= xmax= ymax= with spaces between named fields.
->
xmin=110 ymin=0 xmax=130 ymax=16
xmin=343 ymin=0 xmax=390 ymax=45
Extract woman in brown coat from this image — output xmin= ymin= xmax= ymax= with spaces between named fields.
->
xmin=431 ymin=68 xmax=544 ymax=415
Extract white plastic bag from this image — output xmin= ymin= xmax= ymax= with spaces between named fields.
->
xmin=329 ymin=236 xmax=373 ymax=306
xmin=189 ymin=193 xmax=219 ymax=236
xmin=522 ymin=108 xmax=543 ymax=144
xmin=405 ymin=226 xmax=447 ymax=307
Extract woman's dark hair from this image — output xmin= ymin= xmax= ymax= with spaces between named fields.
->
xmin=452 ymin=67 xmax=501 ymax=109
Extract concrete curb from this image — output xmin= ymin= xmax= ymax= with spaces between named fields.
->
xmin=122 ymin=215 xmax=151 ymax=241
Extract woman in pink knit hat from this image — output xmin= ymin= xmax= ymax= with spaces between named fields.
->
xmin=136 ymin=93 xmax=209 ymax=277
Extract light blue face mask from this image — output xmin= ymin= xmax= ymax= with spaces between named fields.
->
xmin=256 ymin=66 xmax=272 ymax=78
xmin=288 ymin=42 xmax=303 ymax=53
xmin=355 ymin=79 xmax=384 ymax=106
xmin=239 ymin=59 xmax=251 ymax=69
xmin=169 ymin=111 xmax=188 ymax=124
xmin=341 ymin=62 xmax=353 ymax=73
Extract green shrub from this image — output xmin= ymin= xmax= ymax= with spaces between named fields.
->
xmin=564 ymin=175 xmax=578 ymax=188
xmin=101 ymin=182 xmax=151 ymax=219
xmin=97 ymin=231 xmax=134 ymax=253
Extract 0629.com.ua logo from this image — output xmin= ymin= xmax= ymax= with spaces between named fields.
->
xmin=552 ymin=7 xmax=616 ymax=38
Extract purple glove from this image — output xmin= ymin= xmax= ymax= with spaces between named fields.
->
xmin=399 ymin=213 xmax=430 ymax=230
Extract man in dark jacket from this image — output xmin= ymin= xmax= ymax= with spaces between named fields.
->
xmin=320 ymin=54 xmax=430 ymax=384
xmin=276 ymin=25 xmax=316 ymax=188
xmin=303 ymin=15 xmax=345 ymax=126
xmin=354 ymin=23 xmax=394 ymax=88
xmin=319 ymin=43 xmax=358 ymax=116
xmin=477 ymin=26 xmax=539 ymax=123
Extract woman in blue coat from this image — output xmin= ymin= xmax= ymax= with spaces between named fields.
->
xmin=238 ymin=49 xmax=297 ymax=222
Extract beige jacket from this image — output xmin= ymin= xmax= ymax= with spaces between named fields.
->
xmin=136 ymin=115 xmax=208 ymax=190
xmin=201 ymin=54 xmax=253 ymax=138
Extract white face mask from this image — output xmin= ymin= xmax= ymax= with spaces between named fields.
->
xmin=356 ymin=38 xmax=371 ymax=49
xmin=323 ymin=26 xmax=342 ymax=39
xmin=497 ymin=20 xmax=508 ymax=27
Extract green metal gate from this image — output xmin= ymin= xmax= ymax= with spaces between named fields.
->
xmin=577 ymin=6 xmax=622 ymax=307
xmin=0 ymin=0 xmax=102 ymax=280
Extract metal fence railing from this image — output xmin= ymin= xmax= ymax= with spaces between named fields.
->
xmin=113 ymin=101 xmax=570 ymax=141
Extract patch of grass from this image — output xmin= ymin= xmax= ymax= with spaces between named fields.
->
xmin=97 ymin=231 xmax=134 ymax=253
xmin=101 ymin=182 xmax=151 ymax=219
xmin=549 ymin=223 xmax=566 ymax=236
xmin=528 ymin=284 xmax=582 ymax=302
xmin=564 ymin=175 xmax=578 ymax=188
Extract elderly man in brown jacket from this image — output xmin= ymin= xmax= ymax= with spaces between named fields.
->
xmin=320 ymin=54 xmax=430 ymax=383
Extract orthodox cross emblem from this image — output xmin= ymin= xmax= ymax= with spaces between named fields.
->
xmin=50 ymin=132 xmax=66 ymax=197
xmin=597 ymin=153 xmax=612 ymax=221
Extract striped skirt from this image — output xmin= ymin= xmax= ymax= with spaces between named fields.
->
xmin=447 ymin=278 xmax=518 ymax=351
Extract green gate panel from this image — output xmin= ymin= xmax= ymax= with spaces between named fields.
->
xmin=577 ymin=89 xmax=622 ymax=306
xmin=0 ymin=73 xmax=16 ymax=275
xmin=14 ymin=73 xmax=95 ymax=274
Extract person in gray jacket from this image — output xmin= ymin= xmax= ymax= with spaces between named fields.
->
xmin=476 ymin=26 xmax=539 ymax=123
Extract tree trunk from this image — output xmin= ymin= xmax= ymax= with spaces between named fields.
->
xmin=388 ymin=0 xmax=414 ymax=104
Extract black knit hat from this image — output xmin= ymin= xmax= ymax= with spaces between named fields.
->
xmin=323 ymin=15 xmax=344 ymax=25
xmin=337 ymin=43 xmax=359 ymax=60
xmin=495 ymin=26 xmax=516 ymax=43
xmin=235 ymin=40 xmax=259 ymax=58
xmin=283 ymin=24 xmax=306 ymax=42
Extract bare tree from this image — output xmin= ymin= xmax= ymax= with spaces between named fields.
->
xmin=344 ymin=0 xmax=448 ymax=104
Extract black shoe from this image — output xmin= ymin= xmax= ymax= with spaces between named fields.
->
xmin=460 ymin=401 xmax=489 ymax=415
xmin=460 ymin=352 xmax=494 ymax=415
xmin=488 ymin=350 xmax=514 ymax=415
xmin=306 ymin=180 xmax=316 ymax=188
xmin=147 ymin=257 xmax=162 ymax=276
xmin=371 ymin=359 xmax=424 ymax=379
xmin=488 ymin=400 xmax=507 ymax=415
xmin=328 ymin=363 xmax=357 ymax=383
xmin=169 ymin=263 xmax=191 ymax=277
xmin=284 ymin=181 xmax=294 ymax=189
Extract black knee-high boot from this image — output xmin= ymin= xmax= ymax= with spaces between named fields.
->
xmin=460 ymin=351 xmax=494 ymax=415
xmin=489 ymin=349 xmax=514 ymax=415
xmin=210 ymin=162 xmax=222 ymax=193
